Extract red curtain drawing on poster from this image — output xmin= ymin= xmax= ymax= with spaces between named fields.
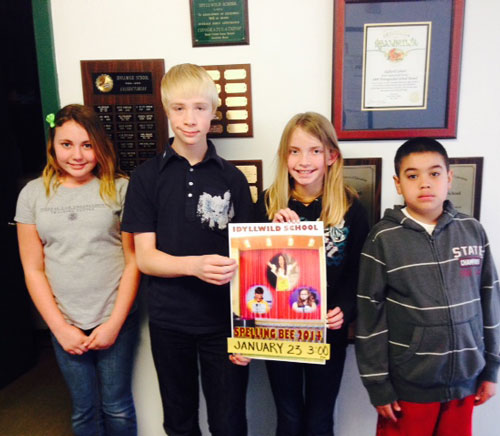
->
xmin=239 ymin=248 xmax=321 ymax=321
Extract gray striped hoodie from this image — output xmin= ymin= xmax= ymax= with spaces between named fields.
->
xmin=355 ymin=201 xmax=500 ymax=406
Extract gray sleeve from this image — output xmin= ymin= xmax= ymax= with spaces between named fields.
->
xmin=15 ymin=180 xmax=39 ymax=224
xmin=479 ymin=227 xmax=500 ymax=383
xmin=355 ymin=229 xmax=398 ymax=406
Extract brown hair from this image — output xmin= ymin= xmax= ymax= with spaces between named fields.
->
xmin=43 ymin=104 xmax=125 ymax=202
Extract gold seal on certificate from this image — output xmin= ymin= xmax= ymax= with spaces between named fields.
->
xmin=95 ymin=74 xmax=114 ymax=93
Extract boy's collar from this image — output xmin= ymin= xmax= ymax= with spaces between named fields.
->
xmin=160 ymin=138 xmax=223 ymax=170
xmin=393 ymin=200 xmax=457 ymax=232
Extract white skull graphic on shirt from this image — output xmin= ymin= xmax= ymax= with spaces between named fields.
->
xmin=197 ymin=190 xmax=234 ymax=230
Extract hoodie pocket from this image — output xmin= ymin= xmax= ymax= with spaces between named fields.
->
xmin=390 ymin=318 xmax=485 ymax=388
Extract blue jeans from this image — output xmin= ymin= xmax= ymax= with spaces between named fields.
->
xmin=51 ymin=311 xmax=139 ymax=436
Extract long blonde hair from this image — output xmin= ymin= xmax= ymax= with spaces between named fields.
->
xmin=265 ymin=112 xmax=356 ymax=227
xmin=43 ymin=104 xmax=125 ymax=203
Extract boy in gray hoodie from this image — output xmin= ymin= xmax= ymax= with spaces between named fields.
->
xmin=356 ymin=138 xmax=499 ymax=436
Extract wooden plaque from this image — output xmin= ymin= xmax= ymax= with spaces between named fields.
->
xmin=229 ymin=160 xmax=262 ymax=203
xmin=203 ymin=64 xmax=253 ymax=138
xmin=81 ymin=59 xmax=167 ymax=174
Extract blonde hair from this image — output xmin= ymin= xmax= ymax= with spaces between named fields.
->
xmin=265 ymin=112 xmax=356 ymax=227
xmin=43 ymin=104 xmax=125 ymax=203
xmin=160 ymin=63 xmax=219 ymax=112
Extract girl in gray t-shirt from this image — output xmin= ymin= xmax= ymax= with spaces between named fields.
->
xmin=16 ymin=104 xmax=139 ymax=436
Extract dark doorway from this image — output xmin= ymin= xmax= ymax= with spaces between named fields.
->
xmin=2 ymin=0 xmax=46 ymax=388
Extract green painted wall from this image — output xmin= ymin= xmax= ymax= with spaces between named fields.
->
xmin=32 ymin=0 xmax=59 ymax=129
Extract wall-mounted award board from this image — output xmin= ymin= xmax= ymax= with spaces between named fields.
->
xmin=229 ymin=160 xmax=262 ymax=203
xmin=81 ymin=59 xmax=167 ymax=174
xmin=202 ymin=64 xmax=253 ymax=137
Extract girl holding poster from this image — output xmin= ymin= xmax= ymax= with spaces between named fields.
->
xmin=255 ymin=112 xmax=369 ymax=436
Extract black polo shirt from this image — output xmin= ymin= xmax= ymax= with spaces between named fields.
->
xmin=122 ymin=140 xmax=253 ymax=333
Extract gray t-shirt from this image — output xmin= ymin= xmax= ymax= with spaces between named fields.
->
xmin=15 ymin=177 xmax=128 ymax=329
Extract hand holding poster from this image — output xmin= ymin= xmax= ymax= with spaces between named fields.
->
xmin=227 ymin=222 xmax=330 ymax=364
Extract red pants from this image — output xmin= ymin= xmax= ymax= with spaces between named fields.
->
xmin=376 ymin=396 xmax=475 ymax=436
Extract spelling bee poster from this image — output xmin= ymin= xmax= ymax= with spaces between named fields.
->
xmin=227 ymin=222 xmax=330 ymax=364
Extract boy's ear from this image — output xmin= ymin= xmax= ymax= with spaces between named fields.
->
xmin=393 ymin=175 xmax=402 ymax=195
xmin=447 ymin=169 xmax=453 ymax=189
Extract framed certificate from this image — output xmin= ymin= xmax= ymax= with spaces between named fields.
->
xmin=332 ymin=0 xmax=465 ymax=140
xmin=343 ymin=158 xmax=382 ymax=227
xmin=362 ymin=22 xmax=431 ymax=111
xmin=448 ymin=157 xmax=483 ymax=219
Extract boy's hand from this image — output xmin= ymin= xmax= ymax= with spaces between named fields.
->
xmin=229 ymin=353 xmax=251 ymax=366
xmin=474 ymin=381 xmax=496 ymax=405
xmin=190 ymin=255 xmax=238 ymax=285
xmin=376 ymin=401 xmax=401 ymax=422
xmin=326 ymin=307 xmax=344 ymax=330
xmin=273 ymin=208 xmax=300 ymax=223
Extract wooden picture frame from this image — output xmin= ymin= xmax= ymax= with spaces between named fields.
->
xmin=332 ymin=0 xmax=465 ymax=140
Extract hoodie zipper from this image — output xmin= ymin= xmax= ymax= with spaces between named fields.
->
xmin=427 ymin=233 xmax=454 ymax=401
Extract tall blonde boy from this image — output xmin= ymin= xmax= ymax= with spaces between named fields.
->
xmin=122 ymin=64 xmax=251 ymax=436
xmin=356 ymin=138 xmax=500 ymax=436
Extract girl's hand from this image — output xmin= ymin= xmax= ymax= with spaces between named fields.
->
xmin=273 ymin=208 xmax=300 ymax=223
xmin=85 ymin=320 xmax=121 ymax=350
xmin=326 ymin=307 xmax=344 ymax=330
xmin=229 ymin=354 xmax=251 ymax=366
xmin=54 ymin=323 xmax=89 ymax=355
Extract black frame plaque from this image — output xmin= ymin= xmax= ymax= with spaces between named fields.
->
xmin=190 ymin=0 xmax=249 ymax=47
xmin=343 ymin=158 xmax=382 ymax=227
xmin=81 ymin=59 xmax=167 ymax=174
xmin=449 ymin=157 xmax=483 ymax=220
